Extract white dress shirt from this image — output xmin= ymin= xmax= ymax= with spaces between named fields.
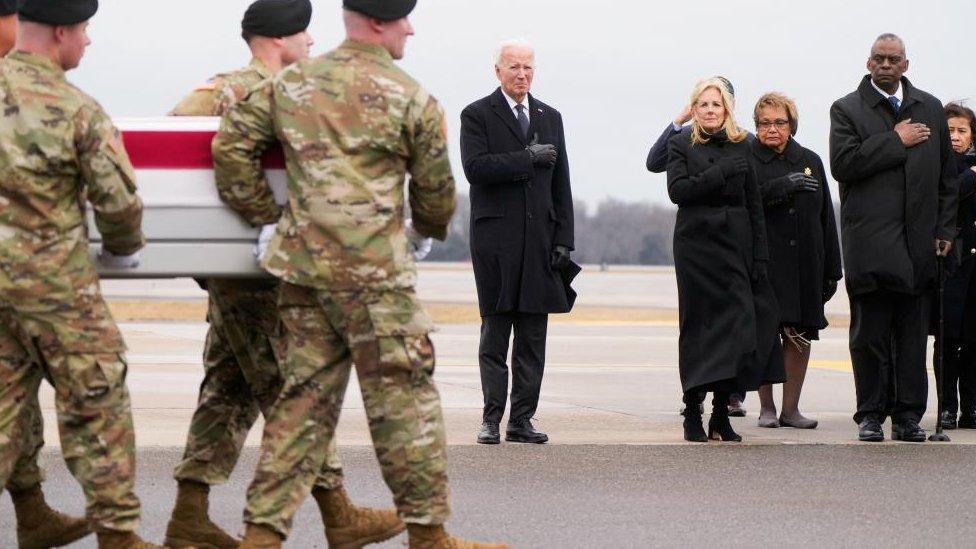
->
xmin=502 ymin=91 xmax=530 ymax=123
xmin=870 ymin=78 xmax=903 ymax=106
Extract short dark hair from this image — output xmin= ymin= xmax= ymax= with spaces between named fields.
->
xmin=945 ymin=102 xmax=976 ymax=136
xmin=242 ymin=30 xmax=255 ymax=44
xmin=873 ymin=33 xmax=906 ymax=55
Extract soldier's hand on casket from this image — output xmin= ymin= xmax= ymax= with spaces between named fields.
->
xmin=717 ymin=156 xmax=748 ymax=178
xmin=405 ymin=219 xmax=433 ymax=261
xmin=98 ymin=249 xmax=141 ymax=269
xmin=526 ymin=135 xmax=557 ymax=168
xmin=823 ymin=278 xmax=838 ymax=302
xmin=777 ymin=172 xmax=819 ymax=194
xmin=551 ymin=245 xmax=571 ymax=271
xmin=253 ymin=223 xmax=277 ymax=263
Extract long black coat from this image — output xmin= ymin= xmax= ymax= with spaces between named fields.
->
xmin=829 ymin=76 xmax=958 ymax=296
xmin=460 ymin=88 xmax=575 ymax=316
xmin=934 ymin=150 xmax=976 ymax=340
xmin=667 ymin=128 xmax=785 ymax=393
xmin=753 ymin=138 xmax=842 ymax=329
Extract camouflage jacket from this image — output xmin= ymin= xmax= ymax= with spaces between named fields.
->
xmin=0 ymin=51 xmax=144 ymax=335
xmin=212 ymin=39 xmax=457 ymax=292
xmin=170 ymin=57 xmax=272 ymax=117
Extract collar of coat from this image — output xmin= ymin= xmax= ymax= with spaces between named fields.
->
xmin=338 ymin=39 xmax=393 ymax=62
xmin=857 ymin=74 xmax=921 ymax=112
xmin=753 ymin=137 xmax=804 ymax=164
xmin=6 ymin=50 xmax=65 ymax=79
xmin=489 ymin=87 xmax=545 ymax=144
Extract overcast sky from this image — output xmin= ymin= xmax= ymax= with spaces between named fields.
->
xmin=73 ymin=0 xmax=975 ymax=210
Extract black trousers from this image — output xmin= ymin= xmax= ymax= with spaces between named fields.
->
xmin=479 ymin=312 xmax=548 ymax=424
xmin=933 ymin=339 xmax=976 ymax=415
xmin=850 ymin=290 xmax=930 ymax=424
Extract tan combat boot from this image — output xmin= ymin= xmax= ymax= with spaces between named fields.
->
xmin=407 ymin=524 xmax=510 ymax=549
xmin=165 ymin=480 xmax=240 ymax=548
xmin=312 ymin=485 xmax=405 ymax=548
xmin=10 ymin=484 xmax=91 ymax=549
xmin=96 ymin=530 xmax=165 ymax=548
xmin=238 ymin=524 xmax=283 ymax=549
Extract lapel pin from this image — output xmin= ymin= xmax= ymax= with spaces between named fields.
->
xmin=804 ymin=167 xmax=812 ymax=176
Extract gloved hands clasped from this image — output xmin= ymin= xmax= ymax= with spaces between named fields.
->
xmin=774 ymin=172 xmax=819 ymax=195
xmin=526 ymin=134 xmax=557 ymax=168
xmin=717 ymin=156 xmax=748 ymax=178
xmin=98 ymin=249 xmax=141 ymax=269
xmin=253 ymin=223 xmax=277 ymax=263
xmin=405 ymin=218 xmax=433 ymax=261
xmin=551 ymin=245 xmax=571 ymax=271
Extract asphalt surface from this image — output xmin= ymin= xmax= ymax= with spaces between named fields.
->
xmin=3 ymin=445 xmax=976 ymax=548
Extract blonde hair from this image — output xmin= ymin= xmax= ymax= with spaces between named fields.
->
xmin=753 ymin=92 xmax=799 ymax=136
xmin=689 ymin=77 xmax=747 ymax=145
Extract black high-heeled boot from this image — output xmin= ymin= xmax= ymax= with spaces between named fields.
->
xmin=682 ymin=391 xmax=708 ymax=442
xmin=708 ymin=392 xmax=742 ymax=442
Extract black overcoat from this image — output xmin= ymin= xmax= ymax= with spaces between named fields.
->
xmin=933 ymin=150 xmax=976 ymax=340
xmin=460 ymin=88 xmax=575 ymax=316
xmin=667 ymin=128 xmax=785 ymax=393
xmin=753 ymin=138 xmax=842 ymax=329
xmin=829 ymin=76 xmax=958 ymax=296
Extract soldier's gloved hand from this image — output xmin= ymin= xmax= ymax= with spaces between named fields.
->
xmin=253 ymin=223 xmax=277 ymax=263
xmin=823 ymin=278 xmax=838 ymax=302
xmin=772 ymin=172 xmax=819 ymax=194
xmin=99 ymin=249 xmax=141 ymax=269
xmin=551 ymin=245 xmax=571 ymax=271
xmin=717 ymin=156 xmax=749 ymax=178
xmin=526 ymin=135 xmax=557 ymax=168
xmin=405 ymin=218 xmax=433 ymax=261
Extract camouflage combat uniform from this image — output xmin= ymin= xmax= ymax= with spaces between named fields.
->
xmin=0 ymin=51 xmax=145 ymax=532
xmin=169 ymin=57 xmax=343 ymax=490
xmin=212 ymin=39 xmax=457 ymax=537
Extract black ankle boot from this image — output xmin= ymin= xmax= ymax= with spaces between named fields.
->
xmin=683 ymin=410 xmax=707 ymax=442
xmin=708 ymin=394 xmax=742 ymax=442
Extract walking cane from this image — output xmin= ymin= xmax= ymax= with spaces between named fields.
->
xmin=930 ymin=241 xmax=951 ymax=442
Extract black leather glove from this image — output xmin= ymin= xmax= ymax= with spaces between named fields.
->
xmin=823 ymin=278 xmax=838 ymax=302
xmin=551 ymin=245 xmax=571 ymax=271
xmin=752 ymin=260 xmax=768 ymax=283
xmin=717 ymin=156 xmax=748 ymax=178
xmin=525 ymin=134 xmax=558 ymax=168
xmin=527 ymin=142 xmax=557 ymax=168
xmin=773 ymin=172 xmax=819 ymax=194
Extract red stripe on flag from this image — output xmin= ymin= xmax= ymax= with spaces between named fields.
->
xmin=122 ymin=130 xmax=286 ymax=169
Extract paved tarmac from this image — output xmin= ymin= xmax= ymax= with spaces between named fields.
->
xmin=3 ymin=267 xmax=972 ymax=548
xmin=4 ymin=445 xmax=976 ymax=548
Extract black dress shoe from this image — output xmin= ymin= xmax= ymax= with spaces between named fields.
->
xmin=892 ymin=419 xmax=926 ymax=442
xmin=477 ymin=421 xmax=500 ymax=444
xmin=505 ymin=419 xmax=548 ymax=444
xmin=858 ymin=418 xmax=884 ymax=442
xmin=940 ymin=411 xmax=958 ymax=430
xmin=958 ymin=413 xmax=976 ymax=429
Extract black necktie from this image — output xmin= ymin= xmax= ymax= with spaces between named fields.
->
xmin=515 ymin=104 xmax=530 ymax=138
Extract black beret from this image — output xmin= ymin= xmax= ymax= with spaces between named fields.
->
xmin=343 ymin=0 xmax=416 ymax=21
xmin=242 ymin=0 xmax=311 ymax=38
xmin=19 ymin=0 xmax=97 ymax=25
xmin=0 ymin=0 xmax=18 ymax=17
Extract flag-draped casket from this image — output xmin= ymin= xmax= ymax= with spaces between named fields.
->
xmin=91 ymin=117 xmax=286 ymax=278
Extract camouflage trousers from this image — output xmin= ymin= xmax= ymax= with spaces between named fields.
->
xmin=0 ymin=303 xmax=140 ymax=532
xmin=174 ymin=278 xmax=343 ymax=489
xmin=244 ymin=282 xmax=449 ymax=537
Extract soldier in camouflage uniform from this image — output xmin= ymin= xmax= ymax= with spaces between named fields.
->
xmin=213 ymin=2 xmax=508 ymax=548
xmin=165 ymin=1 xmax=403 ymax=548
xmin=0 ymin=1 xmax=163 ymax=548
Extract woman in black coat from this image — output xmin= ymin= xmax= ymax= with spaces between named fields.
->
xmin=933 ymin=102 xmax=976 ymax=430
xmin=749 ymin=93 xmax=843 ymax=430
xmin=666 ymin=78 xmax=785 ymax=442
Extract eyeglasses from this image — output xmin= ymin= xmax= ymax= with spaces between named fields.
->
xmin=757 ymin=119 xmax=790 ymax=130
